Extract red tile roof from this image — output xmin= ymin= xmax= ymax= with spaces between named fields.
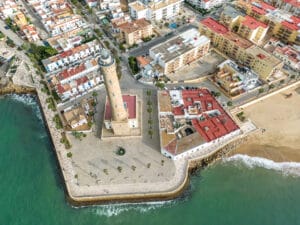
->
xmin=58 ymin=64 xmax=86 ymax=81
xmin=169 ymin=89 xmax=239 ymax=143
xmin=283 ymin=0 xmax=300 ymax=7
xmin=281 ymin=16 xmax=300 ymax=31
xmin=242 ymin=15 xmax=268 ymax=29
xmin=251 ymin=2 xmax=275 ymax=15
xmin=105 ymin=95 xmax=137 ymax=120
xmin=200 ymin=17 xmax=229 ymax=34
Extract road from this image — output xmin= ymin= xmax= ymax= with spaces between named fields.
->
xmin=0 ymin=20 xmax=24 ymax=47
xmin=128 ymin=24 xmax=198 ymax=57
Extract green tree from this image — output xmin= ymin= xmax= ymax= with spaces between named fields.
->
xmin=155 ymin=82 xmax=165 ymax=89
xmin=148 ymin=130 xmax=153 ymax=138
xmin=92 ymin=91 xmax=98 ymax=103
xmin=258 ymin=88 xmax=264 ymax=94
xmin=227 ymin=101 xmax=233 ymax=107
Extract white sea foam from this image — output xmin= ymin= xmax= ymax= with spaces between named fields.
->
xmin=91 ymin=200 xmax=177 ymax=217
xmin=8 ymin=94 xmax=43 ymax=122
xmin=224 ymin=154 xmax=300 ymax=177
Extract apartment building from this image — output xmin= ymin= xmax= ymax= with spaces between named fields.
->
xmin=220 ymin=7 xmax=269 ymax=45
xmin=149 ymin=28 xmax=210 ymax=75
xmin=220 ymin=5 xmax=246 ymax=30
xmin=99 ymin=0 xmax=121 ymax=10
xmin=129 ymin=0 xmax=183 ymax=21
xmin=199 ymin=17 xmax=283 ymax=80
xmin=272 ymin=44 xmax=300 ymax=71
xmin=214 ymin=59 xmax=260 ymax=97
xmin=186 ymin=0 xmax=226 ymax=9
xmin=240 ymin=1 xmax=300 ymax=44
xmin=262 ymin=0 xmax=300 ymax=16
xmin=237 ymin=15 xmax=269 ymax=45
xmin=116 ymin=18 xmax=153 ymax=45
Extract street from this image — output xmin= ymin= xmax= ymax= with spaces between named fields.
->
xmin=0 ymin=20 xmax=24 ymax=46
xmin=128 ymin=24 xmax=198 ymax=57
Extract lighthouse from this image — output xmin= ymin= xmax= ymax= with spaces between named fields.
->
xmin=99 ymin=49 xmax=128 ymax=122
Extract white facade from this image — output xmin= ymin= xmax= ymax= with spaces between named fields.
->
xmin=42 ymin=40 xmax=101 ymax=73
xmin=99 ymin=0 xmax=121 ymax=10
xmin=186 ymin=0 xmax=225 ymax=9
xmin=129 ymin=0 xmax=183 ymax=21
xmin=104 ymin=118 xmax=138 ymax=130
xmin=71 ymin=117 xmax=87 ymax=129
xmin=85 ymin=0 xmax=98 ymax=7
xmin=161 ymin=129 xmax=241 ymax=160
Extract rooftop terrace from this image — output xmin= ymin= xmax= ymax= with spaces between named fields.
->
xmin=150 ymin=28 xmax=210 ymax=63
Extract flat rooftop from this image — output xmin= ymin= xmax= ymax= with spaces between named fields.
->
xmin=150 ymin=28 xmax=210 ymax=63
xmin=247 ymin=45 xmax=282 ymax=67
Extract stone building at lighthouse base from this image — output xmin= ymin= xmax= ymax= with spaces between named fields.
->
xmin=101 ymin=94 xmax=142 ymax=138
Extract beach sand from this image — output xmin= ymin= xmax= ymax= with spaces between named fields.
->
xmin=230 ymin=85 xmax=300 ymax=162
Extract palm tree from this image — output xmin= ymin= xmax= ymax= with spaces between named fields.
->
xmin=92 ymin=91 xmax=98 ymax=104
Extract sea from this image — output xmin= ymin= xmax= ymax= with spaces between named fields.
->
xmin=1 ymin=94 xmax=300 ymax=225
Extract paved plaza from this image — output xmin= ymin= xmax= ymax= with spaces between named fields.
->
xmin=68 ymin=88 xmax=176 ymax=187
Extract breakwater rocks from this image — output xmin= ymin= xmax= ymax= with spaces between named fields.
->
xmin=189 ymin=136 xmax=250 ymax=173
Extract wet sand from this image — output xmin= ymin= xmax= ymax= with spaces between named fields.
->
xmin=231 ymin=85 xmax=300 ymax=162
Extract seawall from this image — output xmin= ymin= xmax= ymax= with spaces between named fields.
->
xmin=2 ymin=85 xmax=251 ymax=206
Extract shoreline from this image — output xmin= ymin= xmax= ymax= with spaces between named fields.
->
xmin=231 ymin=85 xmax=300 ymax=163
xmin=1 ymin=90 xmax=247 ymax=205
xmin=5 ymin=81 xmax=300 ymax=206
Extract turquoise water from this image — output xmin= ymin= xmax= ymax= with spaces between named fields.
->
xmin=1 ymin=95 xmax=300 ymax=225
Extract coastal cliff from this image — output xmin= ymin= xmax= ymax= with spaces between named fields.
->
xmin=0 ymin=81 xmax=36 ymax=95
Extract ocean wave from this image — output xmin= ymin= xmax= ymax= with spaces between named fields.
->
xmin=91 ymin=200 xmax=177 ymax=217
xmin=224 ymin=154 xmax=300 ymax=177
xmin=7 ymin=94 xmax=43 ymax=122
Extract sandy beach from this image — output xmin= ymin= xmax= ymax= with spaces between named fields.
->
xmin=231 ymin=85 xmax=300 ymax=162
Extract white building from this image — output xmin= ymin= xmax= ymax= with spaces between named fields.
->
xmin=42 ymin=40 xmax=101 ymax=73
xmin=158 ymin=88 xmax=241 ymax=160
xmin=99 ymin=0 xmax=121 ymax=10
xmin=129 ymin=0 xmax=183 ymax=21
xmin=186 ymin=0 xmax=225 ymax=10
xmin=149 ymin=28 xmax=210 ymax=75
xmin=0 ymin=0 xmax=18 ymax=19
xmin=85 ymin=0 xmax=98 ymax=7
xmin=63 ymin=106 xmax=88 ymax=129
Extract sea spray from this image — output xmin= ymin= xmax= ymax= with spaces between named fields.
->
xmin=91 ymin=200 xmax=179 ymax=217
xmin=224 ymin=154 xmax=300 ymax=177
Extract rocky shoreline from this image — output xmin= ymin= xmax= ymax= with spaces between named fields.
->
xmin=0 ymin=82 xmax=36 ymax=95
